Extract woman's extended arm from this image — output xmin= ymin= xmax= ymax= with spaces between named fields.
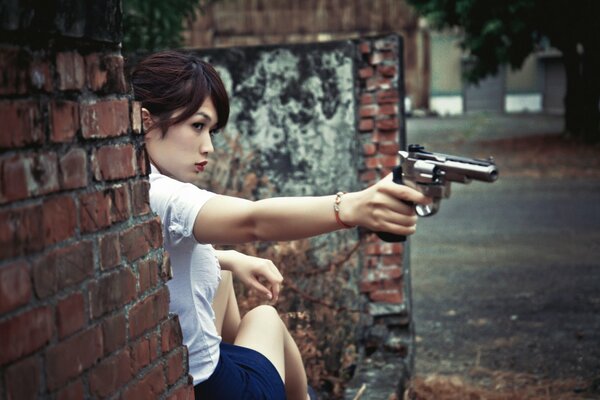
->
xmin=194 ymin=174 xmax=430 ymax=245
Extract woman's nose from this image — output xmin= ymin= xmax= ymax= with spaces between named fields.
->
xmin=200 ymin=135 xmax=214 ymax=154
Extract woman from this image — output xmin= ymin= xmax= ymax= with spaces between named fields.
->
xmin=131 ymin=50 xmax=429 ymax=400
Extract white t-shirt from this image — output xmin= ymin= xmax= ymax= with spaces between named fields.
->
xmin=148 ymin=165 xmax=222 ymax=385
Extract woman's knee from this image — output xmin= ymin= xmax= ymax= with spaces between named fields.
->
xmin=243 ymin=305 xmax=281 ymax=324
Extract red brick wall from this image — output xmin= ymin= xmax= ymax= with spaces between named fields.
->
xmin=357 ymin=36 xmax=407 ymax=312
xmin=0 ymin=3 xmax=193 ymax=399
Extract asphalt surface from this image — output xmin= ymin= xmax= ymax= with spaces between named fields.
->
xmin=405 ymin=114 xmax=600 ymax=396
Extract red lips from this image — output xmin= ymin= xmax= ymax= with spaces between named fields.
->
xmin=195 ymin=161 xmax=208 ymax=172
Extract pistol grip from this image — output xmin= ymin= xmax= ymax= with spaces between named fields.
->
xmin=376 ymin=166 xmax=412 ymax=243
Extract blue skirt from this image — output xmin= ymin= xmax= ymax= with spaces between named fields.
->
xmin=194 ymin=342 xmax=286 ymax=400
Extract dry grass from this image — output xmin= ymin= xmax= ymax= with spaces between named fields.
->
xmin=407 ymin=369 xmax=596 ymax=400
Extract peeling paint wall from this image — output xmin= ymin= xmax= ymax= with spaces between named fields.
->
xmin=197 ymin=42 xmax=362 ymax=198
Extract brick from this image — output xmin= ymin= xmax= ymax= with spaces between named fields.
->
xmin=359 ymin=105 xmax=378 ymax=118
xmin=121 ymin=362 xmax=166 ymax=400
xmin=32 ymin=241 xmax=94 ymax=298
xmin=0 ymin=100 xmax=44 ymax=148
xmin=85 ymin=53 xmax=107 ymax=91
xmin=89 ymin=268 xmax=137 ymax=318
xmin=0 ymin=154 xmax=28 ymax=203
xmin=99 ymin=232 xmax=121 ymax=270
xmin=110 ymin=184 xmax=130 ymax=223
xmin=81 ymin=99 xmax=129 ymax=138
xmin=131 ymin=179 xmax=150 ymax=216
xmin=149 ymin=332 xmax=160 ymax=361
xmin=358 ymin=118 xmax=374 ymax=132
xmin=131 ymin=101 xmax=142 ymax=134
xmin=104 ymin=54 xmax=128 ymax=93
xmin=56 ymin=292 xmax=85 ymax=339
xmin=0 ymin=48 xmax=28 ymax=95
xmin=131 ymin=337 xmax=151 ymax=372
xmin=358 ymin=66 xmax=373 ymax=79
xmin=0 ymin=306 xmax=53 ymax=365
xmin=55 ymin=379 xmax=85 ymax=400
xmin=379 ymin=104 xmax=397 ymax=116
xmin=376 ymin=117 xmax=399 ymax=131
xmin=102 ymin=312 xmax=126 ymax=355
xmin=50 ymin=100 xmax=79 ymax=142
xmin=56 ymin=51 xmax=85 ymax=90
xmin=365 ymin=156 xmax=380 ymax=169
xmin=369 ymin=288 xmax=403 ymax=303
xmin=377 ymin=65 xmax=397 ymax=77
xmin=362 ymin=266 xmax=403 ymax=287
xmin=59 ymin=148 xmax=88 ymax=189
xmin=372 ymin=130 xmax=398 ymax=143
xmin=161 ymin=316 xmax=184 ymax=353
xmin=89 ymin=349 xmax=134 ymax=398
xmin=0 ymin=153 xmax=60 ymax=202
xmin=92 ymin=144 xmax=136 ymax=181
xmin=0 ymin=260 xmax=31 ymax=313
xmin=42 ymin=195 xmax=77 ymax=245
xmin=379 ymin=143 xmax=400 ymax=155
xmin=0 ymin=204 xmax=44 ymax=259
xmin=381 ymin=155 xmax=399 ymax=168
xmin=120 ymin=217 xmax=163 ymax=262
xmin=86 ymin=53 xmax=128 ymax=93
xmin=45 ymin=326 xmax=103 ymax=390
xmin=166 ymin=350 xmax=185 ymax=386
xmin=360 ymin=93 xmax=374 ymax=105
xmin=79 ymin=190 xmax=112 ymax=233
xmin=4 ymin=356 xmax=41 ymax=400
xmin=129 ymin=286 xmax=170 ymax=339
xmin=29 ymin=152 xmax=60 ymax=197
xmin=376 ymin=89 xmax=400 ymax=105
xmin=139 ymin=258 xmax=160 ymax=293
xmin=360 ymin=170 xmax=377 ymax=183
xmin=381 ymin=255 xmax=402 ymax=266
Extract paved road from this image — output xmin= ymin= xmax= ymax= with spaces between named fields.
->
xmin=405 ymin=114 xmax=600 ymax=396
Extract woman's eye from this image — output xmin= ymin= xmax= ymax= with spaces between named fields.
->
xmin=209 ymin=129 xmax=220 ymax=137
xmin=192 ymin=122 xmax=204 ymax=130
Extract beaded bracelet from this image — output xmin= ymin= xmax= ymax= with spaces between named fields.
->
xmin=334 ymin=192 xmax=354 ymax=229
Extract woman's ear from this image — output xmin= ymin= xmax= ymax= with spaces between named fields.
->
xmin=141 ymin=108 xmax=154 ymax=133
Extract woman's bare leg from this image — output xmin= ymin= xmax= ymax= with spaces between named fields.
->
xmin=234 ymin=305 xmax=308 ymax=400
xmin=212 ymin=270 xmax=241 ymax=343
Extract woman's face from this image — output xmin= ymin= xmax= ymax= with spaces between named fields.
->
xmin=144 ymin=97 xmax=218 ymax=183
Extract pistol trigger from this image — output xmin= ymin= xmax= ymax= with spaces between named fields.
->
xmin=392 ymin=165 xmax=403 ymax=185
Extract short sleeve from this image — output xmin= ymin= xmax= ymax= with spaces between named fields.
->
xmin=149 ymin=170 xmax=216 ymax=245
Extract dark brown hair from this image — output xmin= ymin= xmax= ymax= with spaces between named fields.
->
xmin=131 ymin=50 xmax=230 ymax=135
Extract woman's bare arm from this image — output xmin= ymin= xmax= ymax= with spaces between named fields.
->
xmin=194 ymin=174 xmax=430 ymax=245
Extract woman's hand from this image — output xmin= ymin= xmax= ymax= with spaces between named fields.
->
xmin=215 ymin=250 xmax=284 ymax=302
xmin=339 ymin=173 xmax=431 ymax=236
